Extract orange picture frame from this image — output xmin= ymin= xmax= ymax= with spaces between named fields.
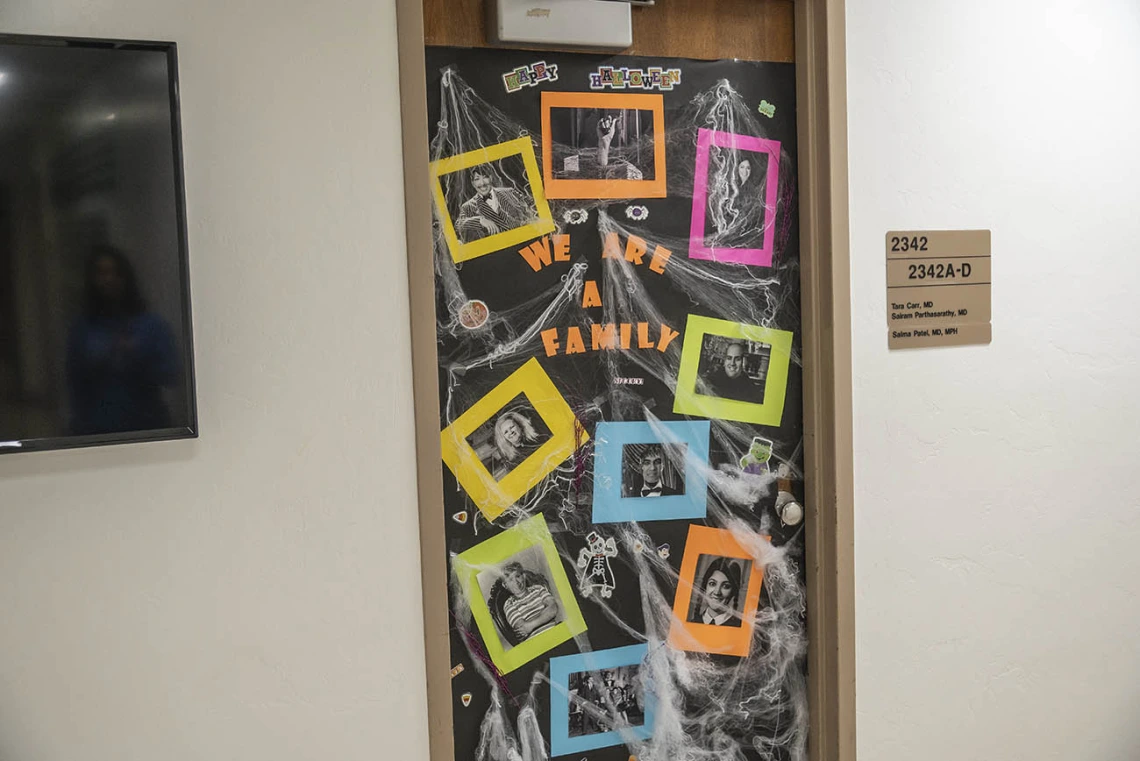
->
xmin=540 ymin=91 xmax=667 ymax=199
xmin=668 ymin=524 xmax=767 ymax=657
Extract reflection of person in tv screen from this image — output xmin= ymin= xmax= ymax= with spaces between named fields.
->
xmin=706 ymin=341 xmax=761 ymax=402
xmin=455 ymin=166 xmax=534 ymax=242
xmin=488 ymin=561 xmax=560 ymax=646
xmin=697 ymin=557 xmax=743 ymax=627
xmin=489 ymin=410 xmax=541 ymax=479
xmin=629 ymin=444 xmax=681 ymax=497
xmin=66 ymin=246 xmax=179 ymax=436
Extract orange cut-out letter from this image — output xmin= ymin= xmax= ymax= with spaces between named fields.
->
xmin=625 ymin=235 xmax=647 ymax=265
xmin=518 ymin=236 xmax=552 ymax=271
xmin=540 ymin=327 xmax=561 ymax=356
xmin=565 ymin=327 xmax=586 ymax=354
xmin=553 ymin=235 xmax=571 ymax=262
xmin=602 ymin=232 xmax=622 ymax=259
xmin=637 ymin=322 xmax=654 ymax=349
xmin=582 ymin=280 xmax=602 ymax=308
xmin=591 ymin=323 xmax=617 ymax=350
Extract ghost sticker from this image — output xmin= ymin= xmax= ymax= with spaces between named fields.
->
xmin=576 ymin=531 xmax=618 ymax=599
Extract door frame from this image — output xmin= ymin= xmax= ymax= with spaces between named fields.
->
xmin=393 ymin=1 xmax=855 ymax=758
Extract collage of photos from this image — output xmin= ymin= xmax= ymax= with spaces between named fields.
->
xmin=429 ymin=53 xmax=801 ymax=761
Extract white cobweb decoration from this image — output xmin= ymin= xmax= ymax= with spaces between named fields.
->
xmin=431 ymin=67 xmax=808 ymax=761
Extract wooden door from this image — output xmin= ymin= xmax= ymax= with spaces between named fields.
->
xmin=399 ymin=2 xmax=855 ymax=761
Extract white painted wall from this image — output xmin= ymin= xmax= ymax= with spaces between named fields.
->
xmin=0 ymin=3 xmax=430 ymax=760
xmin=848 ymin=2 xmax=1140 ymax=759
xmin=8 ymin=1 xmax=1139 ymax=758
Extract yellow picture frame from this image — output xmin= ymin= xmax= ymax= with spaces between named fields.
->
xmin=440 ymin=358 xmax=588 ymax=522
xmin=430 ymin=136 xmax=556 ymax=263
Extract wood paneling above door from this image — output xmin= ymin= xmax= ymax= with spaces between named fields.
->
xmin=423 ymin=0 xmax=795 ymax=62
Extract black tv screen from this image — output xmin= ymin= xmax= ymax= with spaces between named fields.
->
xmin=0 ymin=35 xmax=196 ymax=453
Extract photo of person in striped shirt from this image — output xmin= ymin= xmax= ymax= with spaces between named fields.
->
xmin=485 ymin=554 xmax=564 ymax=648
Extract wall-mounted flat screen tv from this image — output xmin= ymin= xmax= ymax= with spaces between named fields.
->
xmin=0 ymin=34 xmax=196 ymax=454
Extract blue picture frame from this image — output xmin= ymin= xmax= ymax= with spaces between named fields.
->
xmin=549 ymin=644 xmax=656 ymax=756
xmin=591 ymin=420 xmax=710 ymax=523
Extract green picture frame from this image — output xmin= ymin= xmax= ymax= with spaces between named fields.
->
xmin=452 ymin=514 xmax=587 ymax=674
xmin=672 ymin=314 xmax=794 ymax=427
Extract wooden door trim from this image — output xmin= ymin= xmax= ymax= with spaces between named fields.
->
xmin=393 ymin=2 xmax=855 ymax=759
xmin=795 ymin=1 xmax=856 ymax=759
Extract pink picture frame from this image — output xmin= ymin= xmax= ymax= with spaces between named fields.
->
xmin=688 ymin=128 xmax=781 ymax=267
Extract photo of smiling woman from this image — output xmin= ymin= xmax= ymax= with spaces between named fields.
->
xmin=687 ymin=555 xmax=752 ymax=628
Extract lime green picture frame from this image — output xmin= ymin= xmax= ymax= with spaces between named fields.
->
xmin=672 ymin=314 xmax=795 ymax=427
xmin=430 ymin=136 xmax=556 ymax=263
xmin=452 ymin=514 xmax=587 ymax=675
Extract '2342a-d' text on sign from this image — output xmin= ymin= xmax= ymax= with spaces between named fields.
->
xmin=886 ymin=229 xmax=991 ymax=349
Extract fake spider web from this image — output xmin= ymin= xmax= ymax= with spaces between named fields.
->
xmin=430 ymin=68 xmax=808 ymax=761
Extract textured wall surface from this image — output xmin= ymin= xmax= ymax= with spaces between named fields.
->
xmin=0 ymin=3 xmax=431 ymax=760
xmin=848 ymin=2 xmax=1140 ymax=759
xmin=6 ymin=2 xmax=1140 ymax=760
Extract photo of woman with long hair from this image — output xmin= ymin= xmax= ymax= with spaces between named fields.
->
xmin=688 ymin=555 xmax=749 ymax=628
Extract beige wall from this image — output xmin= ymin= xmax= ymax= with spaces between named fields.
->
xmin=849 ymin=2 xmax=1140 ymax=759
xmin=0 ymin=2 xmax=431 ymax=760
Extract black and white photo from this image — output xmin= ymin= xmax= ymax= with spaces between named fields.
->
xmin=548 ymin=107 xmax=656 ymax=181
xmin=567 ymin=665 xmax=646 ymax=738
xmin=620 ymin=442 xmax=686 ymax=498
xmin=476 ymin=545 xmax=566 ymax=650
xmin=696 ymin=333 xmax=771 ymax=404
xmin=686 ymin=554 xmax=752 ymax=628
xmin=703 ymin=145 xmax=770 ymax=249
xmin=465 ymin=395 xmax=554 ymax=480
xmin=440 ymin=155 xmax=540 ymax=243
